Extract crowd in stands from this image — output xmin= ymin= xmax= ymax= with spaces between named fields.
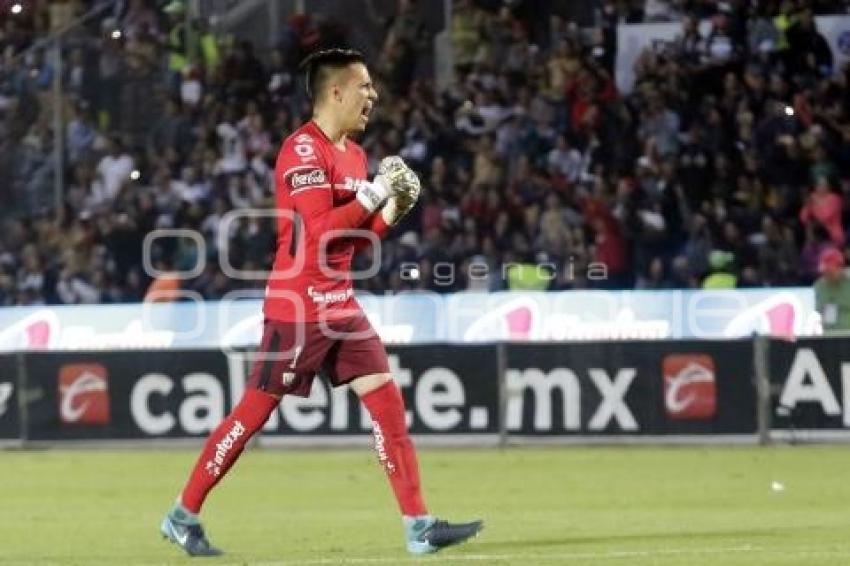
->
xmin=1 ymin=0 xmax=850 ymax=305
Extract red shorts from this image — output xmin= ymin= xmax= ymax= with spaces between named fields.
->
xmin=245 ymin=312 xmax=390 ymax=397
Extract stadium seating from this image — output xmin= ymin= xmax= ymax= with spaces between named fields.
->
xmin=0 ymin=0 xmax=849 ymax=305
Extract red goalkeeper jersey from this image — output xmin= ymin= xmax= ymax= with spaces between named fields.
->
xmin=264 ymin=121 xmax=390 ymax=322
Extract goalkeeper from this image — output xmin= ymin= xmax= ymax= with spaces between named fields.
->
xmin=159 ymin=48 xmax=483 ymax=557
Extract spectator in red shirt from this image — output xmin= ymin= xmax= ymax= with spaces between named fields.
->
xmin=800 ymin=175 xmax=844 ymax=247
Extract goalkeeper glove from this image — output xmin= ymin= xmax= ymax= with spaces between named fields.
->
xmin=356 ymin=156 xmax=417 ymax=214
xmin=377 ymin=156 xmax=421 ymax=225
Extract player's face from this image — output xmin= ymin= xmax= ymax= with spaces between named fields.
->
xmin=337 ymin=63 xmax=378 ymax=133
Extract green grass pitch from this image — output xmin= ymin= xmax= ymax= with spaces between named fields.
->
xmin=2 ymin=446 xmax=850 ymax=565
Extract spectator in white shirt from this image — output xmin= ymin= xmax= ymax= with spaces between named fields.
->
xmin=171 ymin=166 xmax=210 ymax=203
xmin=95 ymin=137 xmax=135 ymax=202
xmin=547 ymin=134 xmax=583 ymax=183
xmin=216 ymin=108 xmax=247 ymax=174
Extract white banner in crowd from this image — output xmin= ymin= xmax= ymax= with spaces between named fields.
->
xmin=0 ymin=288 xmax=818 ymax=351
xmin=616 ymin=16 xmax=850 ymax=93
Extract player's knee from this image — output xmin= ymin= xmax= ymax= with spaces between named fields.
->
xmin=235 ymin=389 xmax=282 ymax=428
xmin=350 ymin=372 xmax=393 ymax=397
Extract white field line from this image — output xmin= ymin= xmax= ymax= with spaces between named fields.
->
xmin=10 ymin=545 xmax=850 ymax=566
xmin=241 ymin=544 xmax=830 ymax=565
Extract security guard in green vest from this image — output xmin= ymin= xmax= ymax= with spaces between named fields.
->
xmin=164 ymin=1 xmax=191 ymax=88
xmin=814 ymin=248 xmax=850 ymax=332
xmin=702 ymin=250 xmax=737 ymax=289
xmin=198 ymin=21 xmax=220 ymax=75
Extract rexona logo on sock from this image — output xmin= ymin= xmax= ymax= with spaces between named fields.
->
xmin=662 ymin=354 xmax=717 ymax=420
xmin=58 ymin=364 xmax=110 ymax=425
xmin=204 ymin=420 xmax=246 ymax=477
xmin=371 ymin=422 xmax=396 ymax=474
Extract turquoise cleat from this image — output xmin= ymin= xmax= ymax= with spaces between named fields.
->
xmin=160 ymin=508 xmax=223 ymax=557
xmin=404 ymin=516 xmax=484 ymax=555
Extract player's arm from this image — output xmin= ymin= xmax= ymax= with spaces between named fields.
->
xmin=351 ymin=212 xmax=392 ymax=255
xmin=361 ymin=212 xmax=392 ymax=237
xmin=289 ymin=168 xmax=371 ymax=236
xmin=290 ymin=171 xmax=393 ymax=236
xmin=351 ymin=157 xmax=420 ymax=253
xmin=348 ymin=155 xmax=419 ymax=254
xmin=283 ymin=144 xmax=392 ymax=238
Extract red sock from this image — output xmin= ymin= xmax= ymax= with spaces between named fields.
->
xmin=180 ymin=389 xmax=279 ymax=513
xmin=361 ymin=381 xmax=427 ymax=516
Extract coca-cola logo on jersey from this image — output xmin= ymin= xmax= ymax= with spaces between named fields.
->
xmin=291 ymin=169 xmax=326 ymax=189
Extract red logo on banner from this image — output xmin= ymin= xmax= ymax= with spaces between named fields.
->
xmin=662 ymin=354 xmax=716 ymax=420
xmin=58 ymin=364 xmax=110 ymax=425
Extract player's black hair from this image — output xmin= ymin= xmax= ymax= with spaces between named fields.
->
xmin=299 ymin=48 xmax=366 ymax=102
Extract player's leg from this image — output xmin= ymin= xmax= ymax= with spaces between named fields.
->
xmin=160 ymin=387 xmax=277 ymax=556
xmin=330 ymin=314 xmax=483 ymax=554
xmin=351 ymin=374 xmax=426 ymax=516
xmin=161 ymin=320 xmax=326 ymax=557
